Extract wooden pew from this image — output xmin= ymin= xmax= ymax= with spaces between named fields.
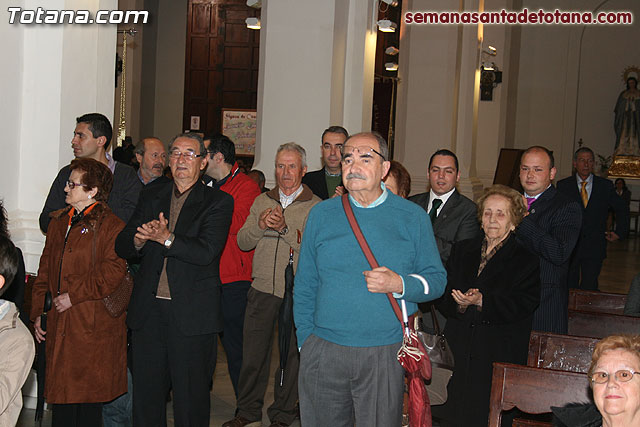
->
xmin=488 ymin=362 xmax=591 ymax=427
xmin=568 ymin=289 xmax=627 ymax=315
xmin=568 ymin=309 xmax=640 ymax=339
xmin=527 ymin=331 xmax=599 ymax=374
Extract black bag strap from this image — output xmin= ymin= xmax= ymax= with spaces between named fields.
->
xmin=341 ymin=194 xmax=404 ymax=325
xmin=430 ymin=304 xmax=442 ymax=335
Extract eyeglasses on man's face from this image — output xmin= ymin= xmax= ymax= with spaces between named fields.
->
xmin=590 ymin=369 xmax=639 ymax=384
xmin=65 ymin=180 xmax=88 ymax=190
xmin=169 ymin=150 xmax=205 ymax=161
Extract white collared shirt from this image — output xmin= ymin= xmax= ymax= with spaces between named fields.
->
xmin=524 ymin=184 xmax=552 ymax=201
xmin=105 ymin=151 xmax=116 ymax=174
xmin=279 ymin=185 xmax=303 ymax=209
xmin=349 ymin=182 xmax=389 ymax=208
xmin=428 ymin=187 xmax=455 ymax=216
xmin=576 ymin=174 xmax=593 ymax=200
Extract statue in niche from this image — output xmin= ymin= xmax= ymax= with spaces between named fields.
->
xmin=614 ymin=69 xmax=640 ymax=156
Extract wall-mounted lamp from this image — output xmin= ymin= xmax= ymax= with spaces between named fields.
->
xmin=385 ymin=62 xmax=398 ymax=71
xmin=380 ymin=0 xmax=399 ymax=6
xmin=377 ymin=19 xmax=397 ymax=32
xmin=245 ymin=17 xmax=260 ymax=30
xmin=385 ymin=46 xmax=399 ymax=55
xmin=480 ymin=65 xmax=502 ymax=101
xmin=246 ymin=0 xmax=261 ymax=8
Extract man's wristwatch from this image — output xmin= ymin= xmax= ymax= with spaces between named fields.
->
xmin=164 ymin=233 xmax=174 ymax=248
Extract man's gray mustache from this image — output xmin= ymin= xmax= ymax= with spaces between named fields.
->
xmin=346 ymin=173 xmax=366 ymax=180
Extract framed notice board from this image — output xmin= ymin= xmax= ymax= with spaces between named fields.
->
xmin=221 ymin=109 xmax=257 ymax=156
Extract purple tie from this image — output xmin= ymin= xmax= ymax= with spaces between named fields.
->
xmin=526 ymin=197 xmax=536 ymax=211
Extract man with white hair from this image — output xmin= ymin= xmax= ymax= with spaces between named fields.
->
xmin=224 ymin=143 xmax=320 ymax=427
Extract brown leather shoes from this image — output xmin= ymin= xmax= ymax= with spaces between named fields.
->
xmin=221 ymin=416 xmax=262 ymax=427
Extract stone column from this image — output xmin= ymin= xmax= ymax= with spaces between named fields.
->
xmin=0 ymin=0 xmax=117 ymax=272
xmin=253 ymin=0 xmax=377 ymax=185
xmin=396 ymin=0 xmax=519 ymax=200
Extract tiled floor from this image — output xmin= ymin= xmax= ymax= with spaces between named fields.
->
xmin=16 ymin=237 xmax=640 ymax=426
xmin=17 ymin=336 xmax=301 ymax=427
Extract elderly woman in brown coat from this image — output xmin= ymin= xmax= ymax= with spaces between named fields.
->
xmin=31 ymin=158 xmax=128 ymax=427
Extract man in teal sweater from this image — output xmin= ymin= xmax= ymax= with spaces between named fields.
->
xmin=294 ymin=132 xmax=446 ymax=427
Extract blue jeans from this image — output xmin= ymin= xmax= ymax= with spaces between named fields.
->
xmin=102 ymin=368 xmax=133 ymax=427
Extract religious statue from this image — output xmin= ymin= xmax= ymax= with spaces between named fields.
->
xmin=609 ymin=67 xmax=640 ymax=177
xmin=614 ymin=74 xmax=640 ymax=156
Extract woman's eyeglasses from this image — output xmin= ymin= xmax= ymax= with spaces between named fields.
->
xmin=65 ymin=180 xmax=88 ymax=190
xmin=590 ymin=369 xmax=639 ymax=384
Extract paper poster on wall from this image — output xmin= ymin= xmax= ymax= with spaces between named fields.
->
xmin=190 ymin=116 xmax=200 ymax=130
xmin=221 ymin=109 xmax=257 ymax=155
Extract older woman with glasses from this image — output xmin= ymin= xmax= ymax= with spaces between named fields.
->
xmin=435 ymin=184 xmax=541 ymax=426
xmin=553 ymin=334 xmax=640 ymax=427
xmin=31 ymin=158 xmax=128 ymax=427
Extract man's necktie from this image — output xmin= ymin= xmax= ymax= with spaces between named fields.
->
xmin=429 ymin=199 xmax=443 ymax=222
xmin=580 ymin=181 xmax=589 ymax=208
xmin=526 ymin=197 xmax=536 ymax=211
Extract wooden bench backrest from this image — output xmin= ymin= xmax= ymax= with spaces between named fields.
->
xmin=568 ymin=289 xmax=627 ymax=315
xmin=568 ymin=310 xmax=640 ymax=339
xmin=527 ymin=331 xmax=599 ymax=374
xmin=488 ymin=362 xmax=591 ymax=427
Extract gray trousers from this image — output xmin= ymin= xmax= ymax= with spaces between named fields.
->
xmin=298 ymin=334 xmax=404 ymax=427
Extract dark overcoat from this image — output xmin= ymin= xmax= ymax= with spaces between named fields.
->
xmin=30 ymin=202 xmax=128 ymax=404
xmin=437 ymin=235 xmax=540 ymax=426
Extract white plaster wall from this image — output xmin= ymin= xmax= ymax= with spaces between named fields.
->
xmin=396 ymin=0 xmax=460 ymax=194
xmin=477 ymin=0 xmax=512 ymax=187
xmin=152 ymin=0 xmax=187 ymax=143
xmin=512 ymin=0 xmax=637 ymax=178
xmin=0 ymin=5 xmax=25 ymax=212
xmin=254 ymin=0 xmax=336 ymax=183
xmin=575 ymin=0 xmax=640 ymax=169
xmin=0 ymin=0 xmax=117 ymax=272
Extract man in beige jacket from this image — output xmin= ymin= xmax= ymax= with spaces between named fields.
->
xmin=223 ymin=143 xmax=320 ymax=427
xmin=0 ymin=236 xmax=35 ymax=427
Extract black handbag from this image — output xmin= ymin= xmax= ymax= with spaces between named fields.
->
xmin=417 ymin=305 xmax=454 ymax=405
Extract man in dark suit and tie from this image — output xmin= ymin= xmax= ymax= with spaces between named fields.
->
xmin=557 ymin=147 xmax=629 ymax=291
xmin=516 ymin=146 xmax=582 ymax=334
xmin=409 ymin=149 xmax=480 ymax=334
xmin=302 ymin=126 xmax=348 ymax=199
xmin=115 ymin=132 xmax=233 ymax=426
xmin=409 ymin=149 xmax=480 ymax=264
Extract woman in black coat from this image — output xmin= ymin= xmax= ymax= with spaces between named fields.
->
xmin=437 ymin=185 xmax=541 ymax=426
